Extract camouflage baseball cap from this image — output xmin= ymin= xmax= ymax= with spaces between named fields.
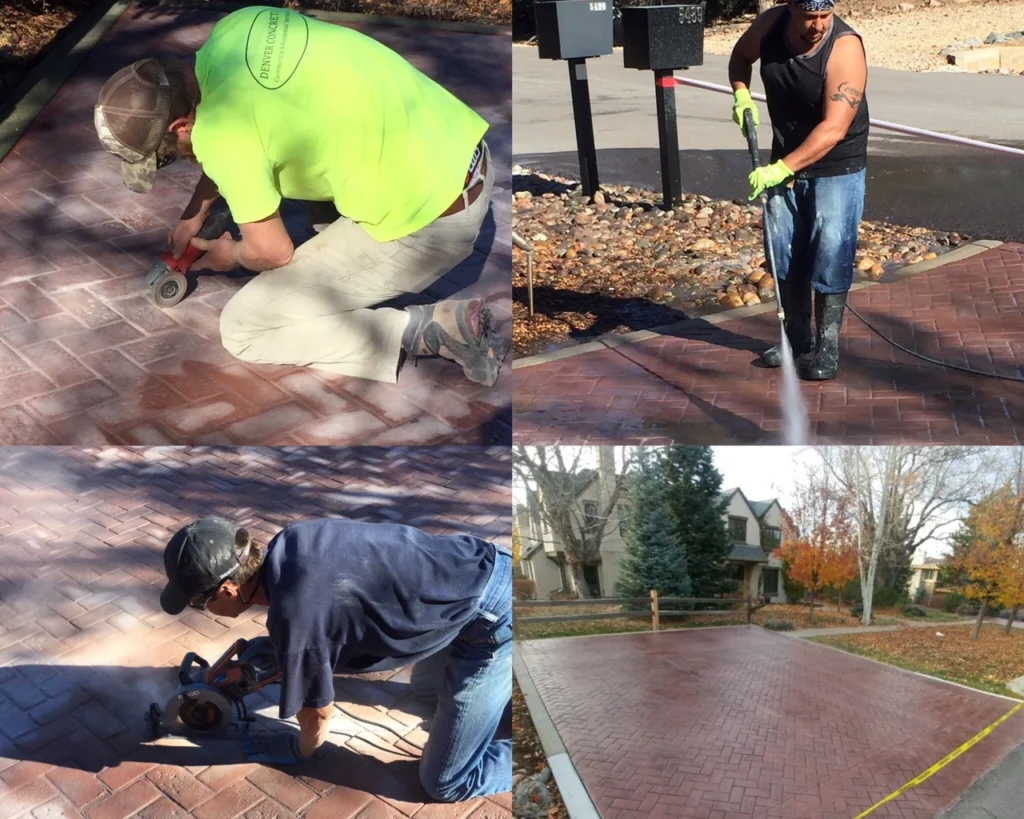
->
xmin=94 ymin=59 xmax=173 ymax=193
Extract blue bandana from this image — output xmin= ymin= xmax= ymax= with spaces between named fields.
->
xmin=794 ymin=0 xmax=836 ymax=9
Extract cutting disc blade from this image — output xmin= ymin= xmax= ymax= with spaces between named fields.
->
xmin=160 ymin=684 xmax=235 ymax=737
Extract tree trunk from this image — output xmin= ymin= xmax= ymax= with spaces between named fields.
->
xmin=1006 ymin=605 xmax=1020 ymax=635
xmin=972 ymin=598 xmax=988 ymax=641
xmin=757 ymin=0 xmax=776 ymax=13
xmin=809 ymin=592 xmax=815 ymax=625
xmin=837 ymin=590 xmax=843 ymax=612
xmin=571 ymin=564 xmax=593 ymax=600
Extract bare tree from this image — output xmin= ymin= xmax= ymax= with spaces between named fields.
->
xmin=816 ymin=446 xmax=987 ymax=624
xmin=513 ymin=446 xmax=630 ymax=599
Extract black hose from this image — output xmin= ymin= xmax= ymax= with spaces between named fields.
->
xmin=845 ymin=303 xmax=1024 ymax=383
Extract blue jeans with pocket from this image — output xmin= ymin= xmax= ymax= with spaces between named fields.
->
xmin=764 ymin=168 xmax=866 ymax=295
xmin=410 ymin=545 xmax=512 ymax=801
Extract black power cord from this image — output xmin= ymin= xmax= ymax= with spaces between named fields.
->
xmin=845 ymin=303 xmax=1024 ymax=383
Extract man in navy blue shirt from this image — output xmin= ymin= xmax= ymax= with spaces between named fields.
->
xmin=158 ymin=517 xmax=512 ymax=802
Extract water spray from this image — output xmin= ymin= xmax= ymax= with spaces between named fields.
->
xmin=742 ymin=109 xmax=810 ymax=444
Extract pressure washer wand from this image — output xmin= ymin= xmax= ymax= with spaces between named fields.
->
xmin=743 ymin=108 xmax=784 ymax=324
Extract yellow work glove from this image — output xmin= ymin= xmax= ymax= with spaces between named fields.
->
xmin=732 ymin=88 xmax=760 ymax=136
xmin=749 ymin=160 xmax=793 ymax=200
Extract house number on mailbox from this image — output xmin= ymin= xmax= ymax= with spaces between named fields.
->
xmin=678 ymin=5 xmax=703 ymax=24
xmin=589 ymin=2 xmax=607 ymax=10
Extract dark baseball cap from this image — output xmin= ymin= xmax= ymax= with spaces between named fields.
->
xmin=94 ymin=59 xmax=172 ymax=194
xmin=160 ymin=518 xmax=246 ymax=615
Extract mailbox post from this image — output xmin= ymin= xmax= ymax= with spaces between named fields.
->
xmin=534 ymin=0 xmax=614 ymax=198
xmin=621 ymin=3 xmax=705 ymax=208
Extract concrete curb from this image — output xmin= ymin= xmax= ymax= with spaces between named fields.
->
xmin=134 ymin=0 xmax=510 ymax=35
xmin=514 ymin=647 xmax=602 ymax=819
xmin=0 ymin=0 xmax=131 ymax=163
xmin=512 ymin=239 xmax=1006 ymax=370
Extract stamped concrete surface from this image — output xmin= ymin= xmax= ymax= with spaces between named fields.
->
xmin=0 ymin=5 xmax=511 ymax=446
xmin=514 ymin=244 xmax=1024 ymax=445
xmin=519 ymin=627 xmax=1024 ymax=819
xmin=0 ymin=446 xmax=512 ymax=819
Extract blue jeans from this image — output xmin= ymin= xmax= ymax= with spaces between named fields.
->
xmin=764 ymin=168 xmax=866 ymax=295
xmin=411 ymin=545 xmax=512 ymax=801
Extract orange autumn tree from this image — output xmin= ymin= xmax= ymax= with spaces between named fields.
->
xmin=955 ymin=482 xmax=1024 ymax=640
xmin=775 ymin=471 xmax=858 ymax=624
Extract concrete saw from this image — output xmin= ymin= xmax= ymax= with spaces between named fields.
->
xmin=146 ymin=637 xmax=280 ymax=740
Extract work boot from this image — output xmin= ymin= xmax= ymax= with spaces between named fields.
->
xmin=803 ymin=291 xmax=848 ymax=381
xmin=402 ymin=298 xmax=504 ymax=387
xmin=759 ymin=275 xmax=814 ymax=367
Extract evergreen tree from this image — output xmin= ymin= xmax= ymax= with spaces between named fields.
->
xmin=661 ymin=446 xmax=737 ymax=599
xmin=616 ymin=448 xmax=692 ymax=608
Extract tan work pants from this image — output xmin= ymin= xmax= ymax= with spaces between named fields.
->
xmin=219 ymin=142 xmax=494 ymax=383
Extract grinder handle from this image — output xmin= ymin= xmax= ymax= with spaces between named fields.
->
xmin=743 ymin=108 xmax=762 ymax=170
xmin=161 ymin=210 xmax=233 ymax=274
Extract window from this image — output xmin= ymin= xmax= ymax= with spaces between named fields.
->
xmin=762 ymin=526 xmax=782 ymax=550
xmin=728 ymin=516 xmax=747 ymax=541
xmin=921 ymin=569 xmax=937 ymax=582
xmin=762 ymin=568 xmax=780 ymax=596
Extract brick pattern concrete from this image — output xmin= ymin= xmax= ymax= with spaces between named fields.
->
xmin=519 ymin=627 xmax=1024 ymax=819
xmin=0 ymin=446 xmax=512 ymax=818
xmin=513 ymin=244 xmax=1024 ymax=445
xmin=0 ymin=7 xmax=512 ymax=445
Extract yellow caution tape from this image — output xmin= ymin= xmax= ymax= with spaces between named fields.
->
xmin=854 ymin=701 xmax=1024 ymax=819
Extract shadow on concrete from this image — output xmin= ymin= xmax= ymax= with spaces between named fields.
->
xmin=514 ymin=136 xmax=1024 ymax=243
xmin=0 ymin=661 xmax=430 ymax=801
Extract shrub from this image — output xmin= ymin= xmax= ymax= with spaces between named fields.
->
xmin=914 ymin=586 xmax=928 ymax=605
xmin=872 ymin=587 xmax=904 ymax=609
xmin=958 ymin=598 xmax=981 ymax=616
xmin=901 ymin=604 xmax=927 ymax=617
xmin=943 ymin=592 xmax=965 ymax=613
xmin=763 ymin=619 xmax=795 ymax=631
xmin=849 ymin=601 xmax=864 ymax=618
xmin=513 ymin=577 xmax=537 ymax=601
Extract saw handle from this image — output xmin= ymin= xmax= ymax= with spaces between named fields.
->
xmin=178 ymin=651 xmax=209 ymax=686
xmin=743 ymin=108 xmax=762 ymax=170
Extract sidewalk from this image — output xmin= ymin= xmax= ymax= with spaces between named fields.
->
xmin=513 ymin=243 xmax=1024 ymax=445
xmin=0 ymin=446 xmax=512 ymax=818
xmin=0 ymin=5 xmax=511 ymax=446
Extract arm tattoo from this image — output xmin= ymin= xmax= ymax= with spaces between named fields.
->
xmin=831 ymin=81 xmax=863 ymax=109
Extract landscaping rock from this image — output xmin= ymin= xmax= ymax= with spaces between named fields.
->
xmin=514 ymin=768 xmax=556 ymax=818
xmin=512 ymin=167 xmax=968 ymax=356
xmin=985 ymin=31 xmax=1008 ymax=44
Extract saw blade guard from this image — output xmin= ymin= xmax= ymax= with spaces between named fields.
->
xmin=160 ymin=682 xmax=238 ymax=737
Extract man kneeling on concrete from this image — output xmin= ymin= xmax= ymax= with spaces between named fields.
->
xmin=158 ymin=517 xmax=512 ymax=801
xmin=94 ymin=6 xmax=502 ymax=386
xmin=730 ymin=0 xmax=869 ymax=380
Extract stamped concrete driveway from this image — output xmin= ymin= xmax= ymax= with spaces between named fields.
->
xmin=0 ymin=446 xmax=512 ymax=819
xmin=518 ymin=627 xmax=1024 ymax=819
xmin=0 ymin=5 xmax=511 ymax=446
xmin=513 ymin=243 xmax=1024 ymax=445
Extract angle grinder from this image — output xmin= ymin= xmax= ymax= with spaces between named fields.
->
xmin=145 ymin=209 xmax=233 ymax=309
xmin=145 ymin=637 xmax=281 ymax=740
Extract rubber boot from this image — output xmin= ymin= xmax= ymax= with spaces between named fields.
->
xmin=803 ymin=291 xmax=848 ymax=381
xmin=760 ymin=275 xmax=814 ymax=367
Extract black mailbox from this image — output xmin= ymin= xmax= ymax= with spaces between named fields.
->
xmin=622 ymin=4 xmax=704 ymax=71
xmin=535 ymin=0 xmax=614 ymax=61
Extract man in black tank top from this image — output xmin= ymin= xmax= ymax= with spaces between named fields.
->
xmin=728 ymin=0 xmax=869 ymax=381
